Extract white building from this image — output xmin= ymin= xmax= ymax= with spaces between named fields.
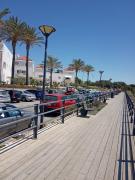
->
xmin=0 ymin=42 xmax=12 ymax=84
xmin=15 ymin=56 xmax=34 ymax=78
xmin=34 ymin=65 xmax=75 ymax=85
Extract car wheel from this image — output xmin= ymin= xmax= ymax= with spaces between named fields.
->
xmin=22 ymin=97 xmax=26 ymax=102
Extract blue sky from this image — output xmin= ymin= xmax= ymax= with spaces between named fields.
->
xmin=1 ymin=0 xmax=135 ymax=84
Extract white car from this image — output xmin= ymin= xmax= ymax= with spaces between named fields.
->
xmin=0 ymin=90 xmax=11 ymax=103
xmin=19 ymin=90 xmax=36 ymax=102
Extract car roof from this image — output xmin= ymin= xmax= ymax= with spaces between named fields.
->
xmin=45 ymin=93 xmax=66 ymax=97
xmin=0 ymin=89 xmax=6 ymax=91
xmin=0 ymin=103 xmax=6 ymax=108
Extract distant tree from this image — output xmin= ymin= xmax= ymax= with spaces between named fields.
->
xmin=83 ymin=65 xmax=95 ymax=87
xmin=22 ymin=24 xmax=43 ymax=85
xmin=52 ymin=82 xmax=60 ymax=89
xmin=69 ymin=59 xmax=84 ymax=88
xmin=47 ymin=56 xmax=62 ymax=87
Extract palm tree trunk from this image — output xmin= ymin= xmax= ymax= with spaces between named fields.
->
xmin=50 ymin=68 xmax=53 ymax=87
xmin=26 ymin=44 xmax=29 ymax=85
xmin=100 ymin=74 xmax=102 ymax=82
xmin=87 ymin=72 xmax=89 ymax=87
xmin=11 ymin=42 xmax=16 ymax=84
xmin=75 ymin=70 xmax=78 ymax=88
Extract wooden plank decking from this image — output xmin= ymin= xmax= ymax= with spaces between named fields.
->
xmin=0 ymin=92 xmax=134 ymax=180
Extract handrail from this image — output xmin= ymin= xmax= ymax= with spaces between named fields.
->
xmin=0 ymin=91 xmax=115 ymax=144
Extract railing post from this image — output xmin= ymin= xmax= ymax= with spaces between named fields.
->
xmin=133 ymin=110 xmax=135 ymax=136
xmin=40 ymin=104 xmax=44 ymax=129
xmin=130 ymin=109 xmax=133 ymax=123
xmin=61 ymin=100 xmax=65 ymax=123
xmin=33 ymin=104 xmax=39 ymax=139
xmin=76 ymin=98 xmax=79 ymax=116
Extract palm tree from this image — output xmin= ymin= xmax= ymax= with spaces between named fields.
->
xmin=99 ymin=70 xmax=104 ymax=82
xmin=69 ymin=59 xmax=84 ymax=88
xmin=47 ymin=56 xmax=62 ymax=87
xmin=0 ymin=8 xmax=10 ymax=40
xmin=83 ymin=65 xmax=95 ymax=87
xmin=4 ymin=16 xmax=25 ymax=84
xmin=22 ymin=24 xmax=43 ymax=85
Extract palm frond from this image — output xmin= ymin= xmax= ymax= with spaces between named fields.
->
xmin=21 ymin=24 xmax=44 ymax=47
xmin=0 ymin=8 xmax=10 ymax=19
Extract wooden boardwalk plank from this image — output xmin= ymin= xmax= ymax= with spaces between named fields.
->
xmin=0 ymin=93 xmax=130 ymax=180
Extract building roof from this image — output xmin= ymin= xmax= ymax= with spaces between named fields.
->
xmin=35 ymin=64 xmax=44 ymax=69
xmin=16 ymin=56 xmax=32 ymax=61
xmin=63 ymin=67 xmax=75 ymax=71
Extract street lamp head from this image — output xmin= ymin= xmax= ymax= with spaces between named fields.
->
xmin=39 ymin=25 xmax=56 ymax=37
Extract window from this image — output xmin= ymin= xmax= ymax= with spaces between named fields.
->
xmin=17 ymin=70 xmax=21 ymax=74
xmin=22 ymin=70 xmax=26 ymax=74
xmin=0 ymin=107 xmax=6 ymax=118
xmin=7 ymin=109 xmax=21 ymax=117
xmin=45 ymin=95 xmax=58 ymax=101
xmin=0 ymin=90 xmax=8 ymax=96
xmin=6 ymin=105 xmax=21 ymax=117
xmin=3 ymin=62 xmax=6 ymax=69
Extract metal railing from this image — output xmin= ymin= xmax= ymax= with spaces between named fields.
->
xmin=0 ymin=91 xmax=115 ymax=145
xmin=125 ymin=92 xmax=135 ymax=135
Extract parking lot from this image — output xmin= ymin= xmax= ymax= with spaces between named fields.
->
xmin=13 ymin=100 xmax=40 ymax=113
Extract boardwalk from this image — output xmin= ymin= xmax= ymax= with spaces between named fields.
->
xmin=0 ymin=92 xmax=134 ymax=180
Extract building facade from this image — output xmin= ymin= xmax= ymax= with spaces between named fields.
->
xmin=15 ymin=56 xmax=34 ymax=78
xmin=34 ymin=65 xmax=75 ymax=85
xmin=0 ymin=42 xmax=12 ymax=84
xmin=0 ymin=42 xmax=75 ymax=85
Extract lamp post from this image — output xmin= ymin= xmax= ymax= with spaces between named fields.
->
xmin=39 ymin=25 xmax=56 ymax=128
xmin=39 ymin=25 xmax=56 ymax=101
xmin=109 ymin=78 xmax=112 ymax=89
xmin=99 ymin=70 xmax=104 ymax=87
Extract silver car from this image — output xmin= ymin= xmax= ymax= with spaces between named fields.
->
xmin=0 ymin=103 xmax=33 ymax=139
xmin=20 ymin=90 xmax=36 ymax=102
xmin=0 ymin=90 xmax=11 ymax=103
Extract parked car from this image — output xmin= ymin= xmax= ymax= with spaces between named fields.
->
xmin=19 ymin=90 xmax=36 ymax=102
xmin=26 ymin=89 xmax=43 ymax=100
xmin=42 ymin=94 xmax=76 ymax=115
xmin=47 ymin=89 xmax=58 ymax=94
xmin=7 ymin=90 xmax=21 ymax=103
xmin=0 ymin=90 xmax=11 ymax=103
xmin=0 ymin=103 xmax=33 ymax=139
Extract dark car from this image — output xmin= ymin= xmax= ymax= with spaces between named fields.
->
xmin=26 ymin=89 xmax=43 ymax=100
xmin=0 ymin=103 xmax=33 ymax=139
xmin=7 ymin=90 xmax=21 ymax=103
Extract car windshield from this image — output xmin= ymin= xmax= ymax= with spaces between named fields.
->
xmin=44 ymin=95 xmax=58 ymax=101
xmin=0 ymin=91 xmax=8 ymax=96
xmin=0 ymin=107 xmax=6 ymax=118
xmin=14 ymin=91 xmax=21 ymax=95
xmin=24 ymin=91 xmax=32 ymax=94
xmin=62 ymin=95 xmax=73 ymax=100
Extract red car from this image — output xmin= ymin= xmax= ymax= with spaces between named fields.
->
xmin=43 ymin=94 xmax=76 ymax=114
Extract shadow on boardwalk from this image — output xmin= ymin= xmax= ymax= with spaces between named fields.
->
xmin=118 ymin=96 xmax=135 ymax=180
